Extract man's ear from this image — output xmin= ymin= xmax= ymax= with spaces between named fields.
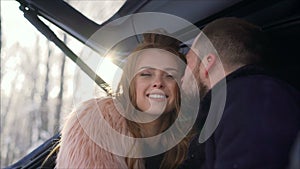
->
xmin=202 ymin=54 xmax=216 ymax=77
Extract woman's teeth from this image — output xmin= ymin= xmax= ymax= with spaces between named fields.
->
xmin=148 ymin=94 xmax=166 ymax=99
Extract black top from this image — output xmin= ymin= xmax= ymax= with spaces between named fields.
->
xmin=145 ymin=153 xmax=164 ymax=169
xmin=180 ymin=65 xmax=300 ymax=169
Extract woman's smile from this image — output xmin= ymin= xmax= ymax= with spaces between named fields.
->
xmin=147 ymin=91 xmax=168 ymax=100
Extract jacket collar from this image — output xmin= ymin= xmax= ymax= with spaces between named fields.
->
xmin=202 ymin=64 xmax=266 ymax=103
xmin=196 ymin=64 xmax=267 ymax=130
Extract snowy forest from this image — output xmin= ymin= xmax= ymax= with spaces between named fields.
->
xmin=1 ymin=1 xmax=125 ymax=167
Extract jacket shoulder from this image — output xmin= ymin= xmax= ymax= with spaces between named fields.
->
xmin=56 ymin=98 xmax=129 ymax=168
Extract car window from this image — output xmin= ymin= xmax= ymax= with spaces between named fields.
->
xmin=1 ymin=1 xmax=124 ymax=167
xmin=67 ymin=0 xmax=126 ymax=24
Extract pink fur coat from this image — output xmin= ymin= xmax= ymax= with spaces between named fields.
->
xmin=56 ymin=98 xmax=142 ymax=169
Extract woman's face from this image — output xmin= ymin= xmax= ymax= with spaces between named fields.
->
xmin=133 ymin=48 xmax=182 ymax=116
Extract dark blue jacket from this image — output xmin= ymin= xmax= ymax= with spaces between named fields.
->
xmin=181 ymin=65 xmax=300 ymax=169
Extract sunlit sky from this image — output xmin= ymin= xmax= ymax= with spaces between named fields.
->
xmin=1 ymin=1 xmax=38 ymax=96
xmin=1 ymin=1 xmax=38 ymax=48
xmin=1 ymin=1 xmax=124 ymax=99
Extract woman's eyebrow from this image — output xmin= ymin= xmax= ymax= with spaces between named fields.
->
xmin=138 ymin=66 xmax=178 ymax=72
xmin=164 ymin=68 xmax=178 ymax=72
xmin=137 ymin=66 xmax=154 ymax=71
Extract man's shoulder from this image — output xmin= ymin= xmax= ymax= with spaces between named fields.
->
xmin=229 ymin=73 xmax=299 ymax=98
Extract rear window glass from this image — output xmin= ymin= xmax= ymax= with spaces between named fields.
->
xmin=67 ymin=0 xmax=126 ymax=24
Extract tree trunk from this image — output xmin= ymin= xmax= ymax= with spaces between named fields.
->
xmin=0 ymin=74 xmax=18 ymax=134
xmin=39 ymin=40 xmax=51 ymax=138
xmin=0 ymin=15 xmax=2 ymax=79
xmin=54 ymin=34 xmax=66 ymax=133
xmin=29 ymin=36 xmax=41 ymax=144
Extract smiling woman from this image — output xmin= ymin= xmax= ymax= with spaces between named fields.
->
xmin=56 ymin=32 xmax=196 ymax=169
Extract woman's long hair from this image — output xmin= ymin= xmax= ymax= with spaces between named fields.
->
xmin=115 ymin=33 xmax=195 ymax=169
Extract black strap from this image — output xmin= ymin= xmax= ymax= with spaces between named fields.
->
xmin=19 ymin=3 xmax=111 ymax=95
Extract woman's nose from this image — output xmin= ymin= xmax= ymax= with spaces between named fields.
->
xmin=152 ymin=76 xmax=164 ymax=88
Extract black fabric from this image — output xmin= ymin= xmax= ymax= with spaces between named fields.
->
xmin=145 ymin=153 xmax=164 ymax=169
xmin=180 ymin=64 xmax=300 ymax=169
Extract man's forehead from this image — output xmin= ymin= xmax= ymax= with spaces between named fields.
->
xmin=186 ymin=50 xmax=200 ymax=61
xmin=189 ymin=32 xmax=204 ymax=58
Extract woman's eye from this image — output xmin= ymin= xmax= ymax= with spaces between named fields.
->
xmin=166 ymin=74 xmax=177 ymax=79
xmin=166 ymin=74 xmax=174 ymax=78
xmin=140 ymin=72 xmax=151 ymax=76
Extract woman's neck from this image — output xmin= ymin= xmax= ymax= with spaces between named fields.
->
xmin=139 ymin=114 xmax=169 ymax=137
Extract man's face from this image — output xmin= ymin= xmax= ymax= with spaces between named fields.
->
xmin=181 ymin=50 xmax=208 ymax=100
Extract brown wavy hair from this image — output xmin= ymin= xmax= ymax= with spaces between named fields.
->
xmin=115 ymin=32 xmax=195 ymax=169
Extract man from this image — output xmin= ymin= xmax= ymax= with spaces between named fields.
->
xmin=180 ymin=17 xmax=300 ymax=168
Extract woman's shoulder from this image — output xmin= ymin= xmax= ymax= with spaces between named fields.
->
xmin=66 ymin=97 xmax=127 ymax=130
xmin=57 ymin=97 xmax=129 ymax=168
